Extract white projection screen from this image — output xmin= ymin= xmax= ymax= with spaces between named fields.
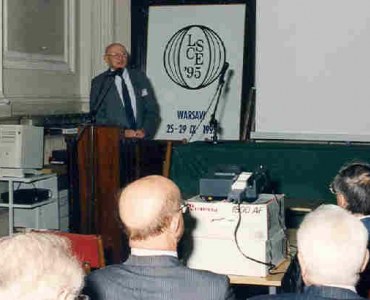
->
xmin=252 ymin=0 xmax=370 ymax=142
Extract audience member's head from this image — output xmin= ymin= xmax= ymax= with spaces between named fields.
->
xmin=0 ymin=232 xmax=84 ymax=300
xmin=118 ymin=175 xmax=185 ymax=250
xmin=331 ymin=161 xmax=370 ymax=215
xmin=297 ymin=204 xmax=368 ymax=287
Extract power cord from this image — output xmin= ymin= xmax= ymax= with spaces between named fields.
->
xmin=233 ymin=194 xmax=291 ymax=275
xmin=233 ymin=200 xmax=276 ymax=271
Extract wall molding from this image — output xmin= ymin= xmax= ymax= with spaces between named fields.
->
xmin=79 ymin=0 xmax=116 ymax=99
xmin=91 ymin=0 xmax=115 ymax=77
xmin=3 ymin=0 xmax=76 ymax=73
xmin=0 ymin=0 xmax=10 ymax=117
xmin=10 ymin=97 xmax=84 ymax=115
xmin=0 ymin=0 xmax=4 ymax=98
xmin=79 ymin=1 xmax=93 ymax=99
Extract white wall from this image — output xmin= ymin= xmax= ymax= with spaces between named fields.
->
xmin=0 ymin=0 xmax=131 ymax=120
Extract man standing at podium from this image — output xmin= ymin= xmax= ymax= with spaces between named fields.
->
xmin=90 ymin=43 xmax=160 ymax=139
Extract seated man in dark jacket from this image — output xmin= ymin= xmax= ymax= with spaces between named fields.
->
xmin=250 ymin=204 xmax=369 ymax=300
xmin=84 ymin=175 xmax=235 ymax=300
xmin=331 ymin=161 xmax=370 ymax=297
xmin=331 ymin=162 xmax=370 ymax=238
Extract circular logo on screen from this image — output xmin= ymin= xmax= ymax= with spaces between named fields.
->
xmin=163 ymin=25 xmax=226 ymax=90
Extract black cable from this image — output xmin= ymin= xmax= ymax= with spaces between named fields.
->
xmin=233 ymin=201 xmax=276 ymax=270
xmin=31 ymin=182 xmax=38 ymax=193
xmin=29 ymin=182 xmax=52 ymax=200
xmin=30 ymin=182 xmax=40 ymax=200
xmin=272 ymin=193 xmax=287 ymax=235
xmin=15 ymin=183 xmax=21 ymax=191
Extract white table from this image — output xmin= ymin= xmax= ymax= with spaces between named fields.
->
xmin=228 ymin=258 xmax=292 ymax=294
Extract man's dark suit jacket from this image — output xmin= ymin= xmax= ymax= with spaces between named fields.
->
xmin=356 ymin=216 xmax=370 ymax=297
xmin=90 ymin=68 xmax=160 ymax=139
xmin=249 ymin=285 xmax=365 ymax=299
xmin=84 ymin=255 xmax=235 ymax=300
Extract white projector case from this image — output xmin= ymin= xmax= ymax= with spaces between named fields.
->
xmin=184 ymin=194 xmax=287 ymax=277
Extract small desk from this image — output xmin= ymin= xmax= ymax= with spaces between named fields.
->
xmin=228 ymin=258 xmax=292 ymax=294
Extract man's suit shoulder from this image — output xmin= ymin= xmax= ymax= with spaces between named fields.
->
xmin=89 ymin=261 xmax=228 ymax=279
xmin=249 ymin=285 xmax=365 ymax=300
xmin=86 ymin=261 xmax=230 ymax=288
xmin=127 ymin=68 xmax=146 ymax=76
xmin=185 ymin=265 xmax=230 ymax=283
xmin=249 ymin=295 xmax=363 ymax=300
xmin=86 ymin=264 xmax=121 ymax=281
xmin=91 ymin=70 xmax=110 ymax=84
xmin=84 ymin=261 xmax=235 ymax=300
xmin=91 ymin=68 xmax=148 ymax=83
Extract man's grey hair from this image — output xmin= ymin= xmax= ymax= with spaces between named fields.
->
xmin=331 ymin=161 xmax=370 ymax=215
xmin=298 ymin=204 xmax=368 ymax=286
xmin=0 ymin=232 xmax=84 ymax=300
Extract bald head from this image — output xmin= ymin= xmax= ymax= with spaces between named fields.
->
xmin=119 ymin=175 xmax=182 ymax=241
xmin=105 ymin=42 xmax=126 ymax=55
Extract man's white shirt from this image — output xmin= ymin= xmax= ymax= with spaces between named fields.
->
xmin=131 ymin=248 xmax=178 ymax=258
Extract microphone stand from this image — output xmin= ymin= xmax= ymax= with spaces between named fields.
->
xmin=209 ymin=73 xmax=227 ymax=144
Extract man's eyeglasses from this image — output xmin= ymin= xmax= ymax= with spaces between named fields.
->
xmin=105 ymin=53 xmax=128 ymax=59
xmin=329 ymin=183 xmax=336 ymax=195
xmin=178 ymin=203 xmax=189 ymax=214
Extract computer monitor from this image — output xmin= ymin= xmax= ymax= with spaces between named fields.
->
xmin=0 ymin=125 xmax=44 ymax=176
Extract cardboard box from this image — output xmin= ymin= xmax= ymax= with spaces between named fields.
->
xmin=187 ymin=194 xmax=285 ymax=240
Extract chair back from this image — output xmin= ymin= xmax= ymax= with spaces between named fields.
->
xmin=49 ymin=231 xmax=105 ymax=272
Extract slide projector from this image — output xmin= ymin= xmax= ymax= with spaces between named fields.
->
xmin=0 ymin=125 xmax=44 ymax=177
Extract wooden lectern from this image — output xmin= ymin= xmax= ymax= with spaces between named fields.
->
xmin=76 ymin=125 xmax=167 ymax=263
xmin=77 ymin=126 xmax=132 ymax=263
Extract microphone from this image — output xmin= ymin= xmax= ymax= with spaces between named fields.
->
xmin=219 ymin=62 xmax=229 ymax=84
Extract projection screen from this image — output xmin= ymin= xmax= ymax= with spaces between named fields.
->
xmin=251 ymin=0 xmax=370 ymax=142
